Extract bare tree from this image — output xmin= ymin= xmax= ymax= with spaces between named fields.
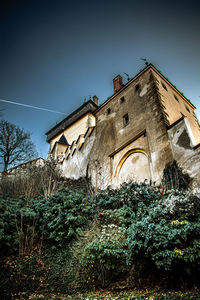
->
xmin=0 ymin=120 xmax=38 ymax=173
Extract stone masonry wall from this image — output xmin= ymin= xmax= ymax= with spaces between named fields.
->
xmin=50 ymin=65 xmax=200 ymax=190
xmin=86 ymin=69 xmax=174 ymax=188
xmin=168 ymin=118 xmax=200 ymax=191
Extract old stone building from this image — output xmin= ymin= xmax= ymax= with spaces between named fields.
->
xmin=46 ymin=64 xmax=200 ymax=189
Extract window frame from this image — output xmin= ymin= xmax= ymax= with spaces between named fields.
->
xmin=123 ymin=113 xmax=130 ymax=127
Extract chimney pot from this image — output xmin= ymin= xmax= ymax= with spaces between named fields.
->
xmin=113 ymin=75 xmax=123 ymax=93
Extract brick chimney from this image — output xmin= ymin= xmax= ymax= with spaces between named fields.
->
xmin=113 ymin=75 xmax=123 ymax=93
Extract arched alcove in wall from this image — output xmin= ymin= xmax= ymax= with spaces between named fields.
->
xmin=114 ymin=149 xmax=151 ymax=184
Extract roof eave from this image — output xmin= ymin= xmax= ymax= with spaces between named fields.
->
xmin=45 ymin=100 xmax=98 ymax=135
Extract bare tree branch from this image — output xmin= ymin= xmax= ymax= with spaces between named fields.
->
xmin=0 ymin=120 xmax=38 ymax=173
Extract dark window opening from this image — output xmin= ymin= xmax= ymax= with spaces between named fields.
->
xmin=107 ymin=108 xmax=111 ymax=115
xmin=164 ymin=111 xmax=170 ymax=117
xmin=135 ymin=84 xmax=140 ymax=92
xmin=72 ymin=149 xmax=76 ymax=156
xmin=185 ymin=106 xmax=190 ymax=113
xmin=162 ymin=82 xmax=168 ymax=91
xmin=120 ymin=96 xmax=125 ymax=104
xmin=123 ymin=113 xmax=129 ymax=126
xmin=174 ymin=95 xmax=179 ymax=102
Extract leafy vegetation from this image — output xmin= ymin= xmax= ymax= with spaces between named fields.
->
xmin=126 ymin=191 xmax=200 ymax=287
xmin=16 ymin=288 xmax=200 ymax=299
xmin=0 ymin=169 xmax=200 ymax=298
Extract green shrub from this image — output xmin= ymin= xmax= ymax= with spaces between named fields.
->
xmin=73 ymin=221 xmax=128 ymax=288
xmin=0 ymin=196 xmax=37 ymax=255
xmin=95 ymin=183 xmax=168 ymax=211
xmin=0 ymin=188 xmax=94 ymax=254
xmin=1 ymin=181 xmax=200 ymax=292
xmin=31 ymin=188 xmax=94 ymax=249
xmin=0 ymin=197 xmax=19 ymax=254
xmin=126 ymin=192 xmax=200 ymax=286
xmin=164 ymin=190 xmax=200 ymax=220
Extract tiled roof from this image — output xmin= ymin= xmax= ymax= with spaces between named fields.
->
xmin=46 ymin=100 xmax=98 ymax=142
xmin=58 ymin=134 xmax=69 ymax=145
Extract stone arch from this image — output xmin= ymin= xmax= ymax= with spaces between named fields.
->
xmin=114 ymin=148 xmax=151 ymax=184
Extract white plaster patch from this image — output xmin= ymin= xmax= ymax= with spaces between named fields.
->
xmin=184 ymin=118 xmax=196 ymax=147
xmin=151 ymin=151 xmax=158 ymax=165
xmin=62 ymin=133 xmax=95 ymax=179
xmin=139 ymin=83 xmax=149 ymax=97
xmin=150 ymin=151 xmax=162 ymax=183
xmin=169 ymin=125 xmax=193 ymax=158
xmin=118 ymin=128 xmax=125 ymax=134
xmin=118 ymin=153 xmax=151 ymax=185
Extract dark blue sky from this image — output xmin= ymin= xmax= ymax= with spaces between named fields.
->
xmin=0 ymin=0 xmax=200 ymax=158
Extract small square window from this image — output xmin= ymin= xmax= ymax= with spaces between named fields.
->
xmin=135 ymin=84 xmax=140 ymax=92
xmin=161 ymin=82 xmax=168 ymax=91
xmin=174 ymin=95 xmax=179 ymax=102
xmin=120 ymin=96 xmax=125 ymax=104
xmin=107 ymin=108 xmax=111 ymax=115
xmin=123 ymin=113 xmax=129 ymax=126
xmin=185 ymin=105 xmax=190 ymax=113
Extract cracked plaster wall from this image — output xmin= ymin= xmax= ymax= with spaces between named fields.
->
xmin=50 ymin=66 xmax=200 ymax=191
xmin=50 ymin=113 xmax=95 ymax=151
xmin=85 ymin=69 xmax=174 ymax=188
xmin=62 ymin=130 xmax=96 ymax=180
xmin=168 ymin=118 xmax=200 ymax=190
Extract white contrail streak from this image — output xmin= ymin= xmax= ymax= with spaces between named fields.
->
xmin=0 ymin=98 xmax=66 ymax=115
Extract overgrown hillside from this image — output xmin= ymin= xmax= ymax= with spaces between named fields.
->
xmin=0 ymin=163 xmax=200 ymax=299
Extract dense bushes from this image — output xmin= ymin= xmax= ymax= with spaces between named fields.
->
xmin=33 ymin=188 xmax=94 ymax=248
xmin=0 ymin=189 xmax=94 ymax=254
xmin=93 ymin=186 xmax=200 ymax=288
xmin=0 ymin=197 xmax=19 ymax=254
xmin=72 ymin=221 xmax=128 ymax=288
xmin=126 ymin=193 xmax=200 ymax=286
xmin=0 ymin=181 xmax=200 ymax=297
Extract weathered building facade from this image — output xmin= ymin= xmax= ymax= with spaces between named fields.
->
xmin=46 ymin=64 xmax=200 ymax=189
